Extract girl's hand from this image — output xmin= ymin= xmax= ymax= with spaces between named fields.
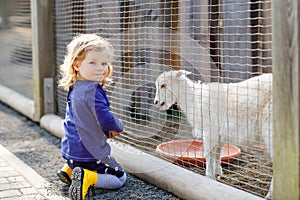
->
xmin=108 ymin=129 xmax=124 ymax=138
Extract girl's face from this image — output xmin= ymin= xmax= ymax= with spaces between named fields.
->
xmin=76 ymin=50 xmax=110 ymax=82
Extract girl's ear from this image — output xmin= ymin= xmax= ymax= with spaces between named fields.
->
xmin=107 ymin=64 xmax=113 ymax=77
xmin=73 ymin=60 xmax=80 ymax=71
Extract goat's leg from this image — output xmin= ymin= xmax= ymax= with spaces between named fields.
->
xmin=192 ymin=129 xmax=201 ymax=140
xmin=265 ymin=177 xmax=273 ymax=199
xmin=204 ymin=136 xmax=220 ymax=180
xmin=262 ymin=110 xmax=273 ymax=199
xmin=205 ymin=153 xmax=215 ymax=179
xmin=205 ymin=145 xmax=221 ymax=180
xmin=214 ymin=144 xmax=223 ymax=177
xmin=192 ymin=125 xmax=203 ymax=140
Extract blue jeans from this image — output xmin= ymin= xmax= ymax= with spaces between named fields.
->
xmin=65 ymin=155 xmax=125 ymax=178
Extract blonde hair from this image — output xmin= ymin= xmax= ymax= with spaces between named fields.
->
xmin=58 ymin=34 xmax=114 ymax=90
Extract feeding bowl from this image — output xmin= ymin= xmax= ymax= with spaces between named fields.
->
xmin=156 ymin=140 xmax=241 ymax=167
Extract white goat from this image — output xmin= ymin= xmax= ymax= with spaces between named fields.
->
xmin=154 ymin=70 xmax=273 ymax=198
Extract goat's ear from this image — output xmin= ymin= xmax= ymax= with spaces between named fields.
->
xmin=176 ymin=70 xmax=191 ymax=77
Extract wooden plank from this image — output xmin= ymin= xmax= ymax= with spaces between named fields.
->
xmin=209 ymin=0 xmax=222 ymax=82
xmin=260 ymin=0 xmax=272 ymax=73
xmin=222 ymin=0 xmax=252 ymax=83
xmin=31 ymin=0 xmax=55 ymax=120
xmin=72 ymin=0 xmax=85 ymax=33
xmin=251 ymin=0 xmax=272 ymax=74
xmin=159 ymin=0 xmax=180 ymax=70
xmin=272 ymin=0 xmax=300 ymax=199
xmin=179 ymin=0 xmax=212 ymax=83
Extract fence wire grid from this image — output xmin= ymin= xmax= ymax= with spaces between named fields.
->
xmin=0 ymin=0 xmax=33 ymax=99
xmin=32 ymin=0 xmax=272 ymax=198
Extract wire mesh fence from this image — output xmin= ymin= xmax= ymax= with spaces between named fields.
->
xmin=52 ymin=0 xmax=273 ymax=198
xmin=0 ymin=0 xmax=33 ymax=99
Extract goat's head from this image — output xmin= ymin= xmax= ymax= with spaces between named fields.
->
xmin=154 ymin=70 xmax=191 ymax=110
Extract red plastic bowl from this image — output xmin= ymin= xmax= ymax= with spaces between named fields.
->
xmin=156 ymin=140 xmax=241 ymax=167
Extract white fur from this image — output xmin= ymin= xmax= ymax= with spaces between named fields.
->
xmin=154 ymin=70 xmax=273 ymax=198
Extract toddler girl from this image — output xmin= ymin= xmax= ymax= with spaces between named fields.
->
xmin=57 ymin=34 xmax=126 ymax=200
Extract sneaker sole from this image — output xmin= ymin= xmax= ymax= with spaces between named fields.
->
xmin=69 ymin=167 xmax=83 ymax=200
xmin=57 ymin=170 xmax=72 ymax=185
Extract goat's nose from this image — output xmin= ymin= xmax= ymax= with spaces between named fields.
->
xmin=154 ymin=100 xmax=158 ymax=105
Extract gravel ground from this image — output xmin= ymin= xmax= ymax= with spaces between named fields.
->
xmin=0 ymin=102 xmax=181 ymax=200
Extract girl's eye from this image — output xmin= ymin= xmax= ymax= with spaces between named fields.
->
xmin=102 ymin=63 xmax=108 ymax=66
xmin=89 ymin=61 xmax=96 ymax=65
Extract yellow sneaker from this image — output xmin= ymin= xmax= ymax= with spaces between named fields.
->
xmin=57 ymin=164 xmax=72 ymax=185
xmin=69 ymin=167 xmax=98 ymax=200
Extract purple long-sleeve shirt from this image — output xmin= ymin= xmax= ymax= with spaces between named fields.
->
xmin=61 ymin=80 xmax=124 ymax=162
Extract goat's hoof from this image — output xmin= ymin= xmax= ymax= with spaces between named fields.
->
xmin=216 ymin=168 xmax=223 ymax=177
xmin=206 ymin=174 xmax=216 ymax=180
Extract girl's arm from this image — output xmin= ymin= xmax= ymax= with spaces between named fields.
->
xmin=93 ymin=89 xmax=124 ymax=134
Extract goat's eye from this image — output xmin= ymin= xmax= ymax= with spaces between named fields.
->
xmin=160 ymin=84 xmax=166 ymax=89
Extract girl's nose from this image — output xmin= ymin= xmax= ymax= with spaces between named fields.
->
xmin=97 ymin=64 xmax=107 ymax=71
